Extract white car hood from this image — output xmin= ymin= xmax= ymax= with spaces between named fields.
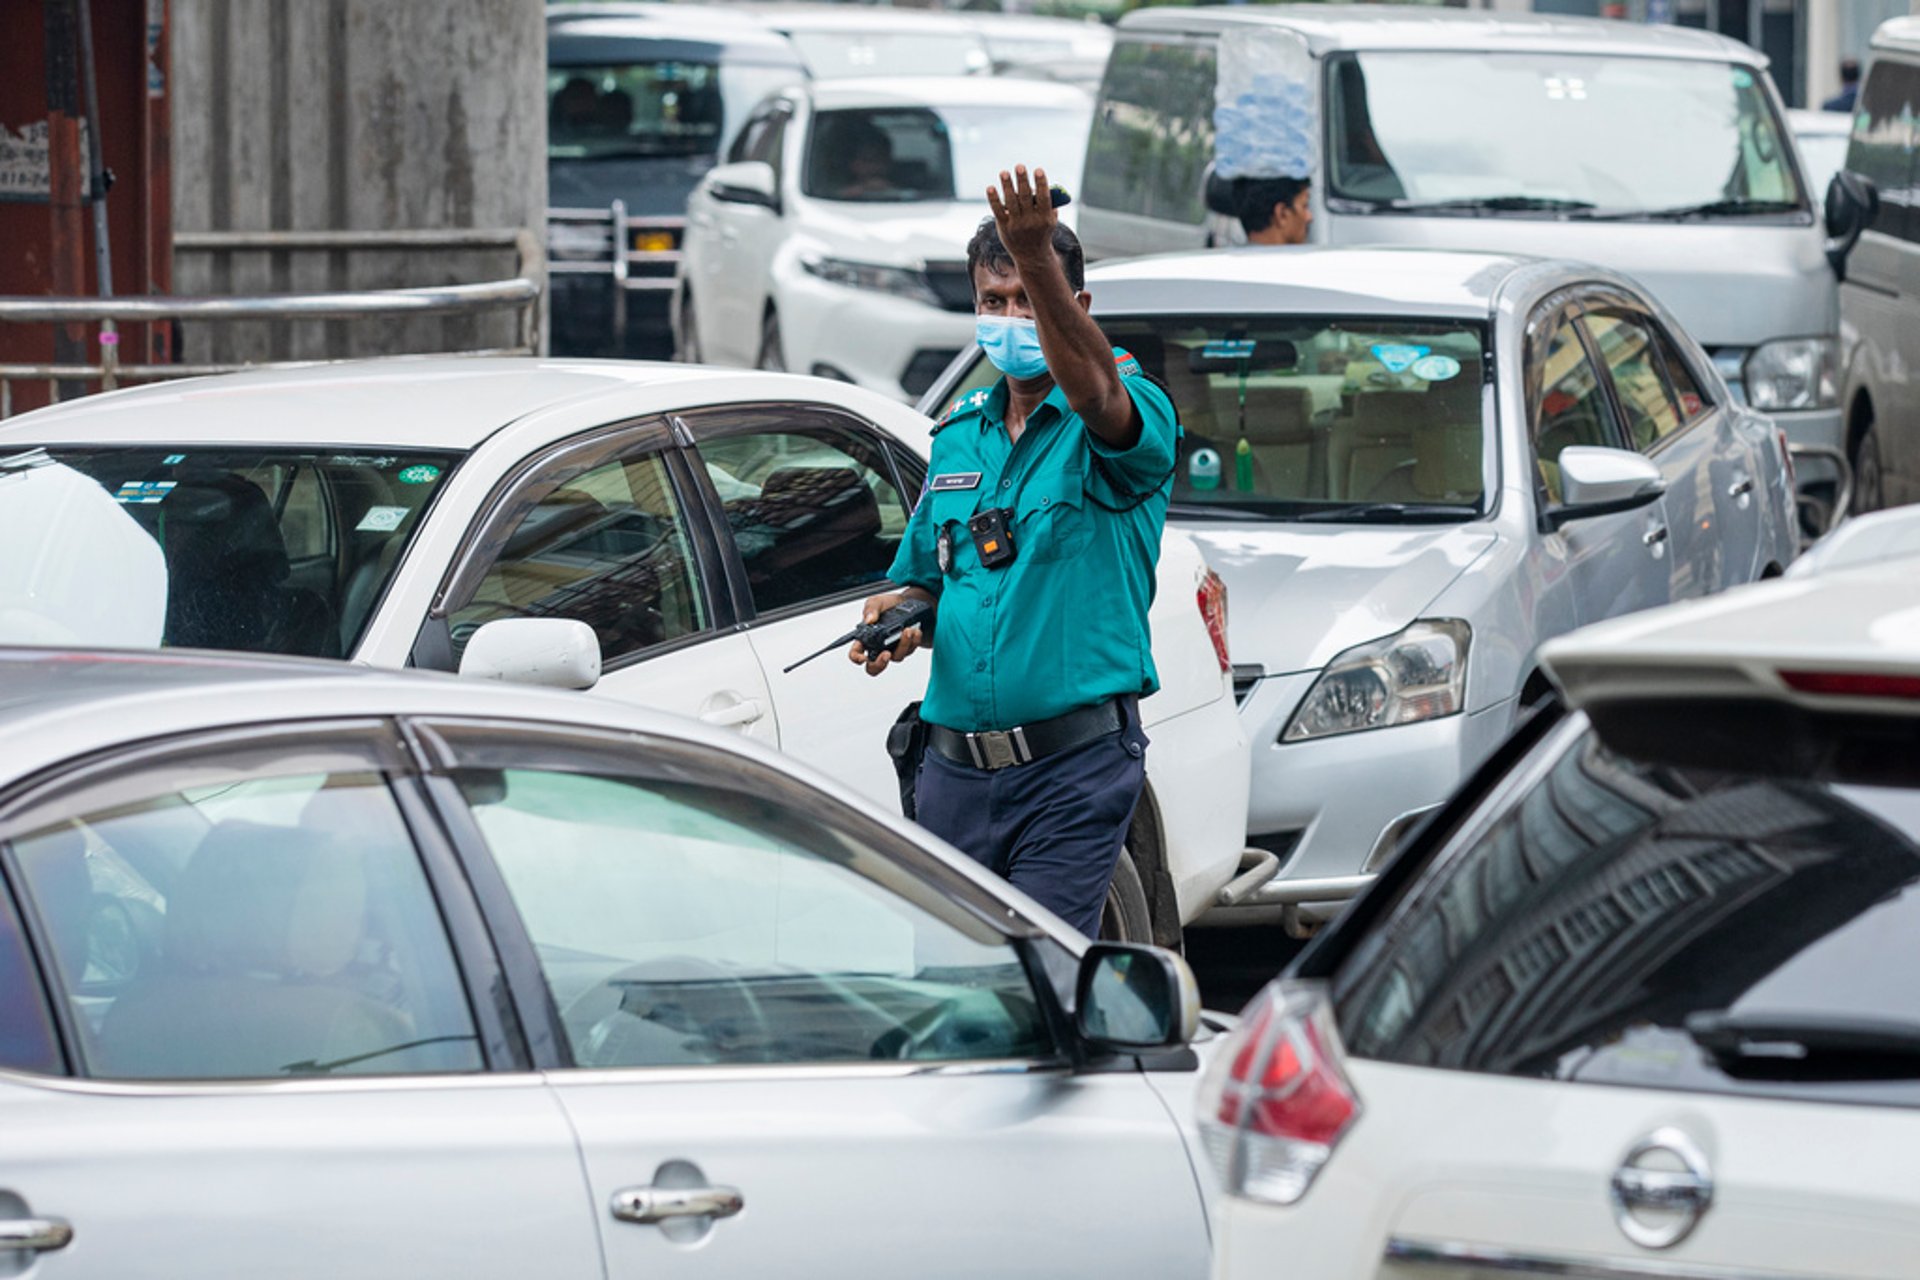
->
xmin=1184 ymin=522 xmax=1497 ymax=675
xmin=800 ymin=200 xmax=1007 ymax=265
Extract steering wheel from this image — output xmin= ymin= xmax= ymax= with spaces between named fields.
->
xmin=561 ymin=955 xmax=774 ymax=1066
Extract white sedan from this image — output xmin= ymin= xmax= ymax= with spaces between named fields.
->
xmin=0 ymin=358 xmax=1249 ymax=942
xmin=674 ymin=75 xmax=1091 ymax=401
xmin=1201 ymin=557 xmax=1920 ymax=1280
xmin=0 ymin=649 xmax=1215 ymax=1279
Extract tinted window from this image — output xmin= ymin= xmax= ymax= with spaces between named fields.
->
xmin=1532 ymin=320 xmax=1623 ymax=503
xmin=451 ymin=448 xmax=709 ymax=664
xmin=0 ymin=880 xmax=62 ymax=1074
xmin=805 ymin=107 xmax=956 ymax=203
xmin=1585 ymin=313 xmax=1686 ymax=450
xmin=548 ymin=62 xmax=724 ymax=160
xmin=696 ymin=418 xmax=908 ymax=613
xmin=1336 ymin=712 xmax=1920 ymax=1108
xmin=6 ymin=747 xmax=484 ymax=1080
xmin=1084 ymin=38 xmax=1217 ymax=225
xmin=456 ymin=766 xmax=1050 ymax=1068
xmin=1846 ymin=59 xmax=1920 ymax=243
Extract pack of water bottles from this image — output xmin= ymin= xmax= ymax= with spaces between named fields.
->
xmin=1212 ymin=27 xmax=1316 ymax=181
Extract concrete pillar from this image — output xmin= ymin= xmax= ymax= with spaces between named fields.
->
xmin=171 ymin=0 xmax=546 ymax=363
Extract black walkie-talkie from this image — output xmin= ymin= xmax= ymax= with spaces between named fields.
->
xmin=783 ymin=597 xmax=936 ymax=673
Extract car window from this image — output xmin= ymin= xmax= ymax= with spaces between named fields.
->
xmin=1532 ymin=319 xmax=1624 ymax=503
xmin=695 ymin=416 xmax=909 ymax=615
xmin=1584 ymin=313 xmax=1687 ymax=451
xmin=728 ymin=104 xmax=773 ymax=164
xmin=0 ymin=880 xmax=62 ymax=1075
xmin=453 ymin=765 xmax=1051 ymax=1069
xmin=1847 ymin=58 xmax=1920 ymax=243
xmin=3 ymin=740 xmax=484 ymax=1080
xmin=548 ymin=61 xmax=724 ymax=161
xmin=1083 ymin=38 xmax=1217 ymax=224
xmin=450 ymin=447 xmax=710 ymax=665
xmin=1333 ymin=712 xmax=1920 ymax=1109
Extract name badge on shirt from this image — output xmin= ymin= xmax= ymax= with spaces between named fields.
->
xmin=930 ymin=472 xmax=982 ymax=492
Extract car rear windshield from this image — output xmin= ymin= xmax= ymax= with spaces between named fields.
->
xmin=1333 ymin=705 xmax=1920 ymax=1109
xmin=548 ymin=61 xmax=723 ymax=160
xmin=802 ymin=104 xmax=1087 ymax=205
xmin=1328 ymin=52 xmax=1805 ymax=219
xmin=0 ymin=446 xmax=458 ymax=660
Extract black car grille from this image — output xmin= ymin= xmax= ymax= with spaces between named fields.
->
xmin=922 ymin=261 xmax=976 ymax=313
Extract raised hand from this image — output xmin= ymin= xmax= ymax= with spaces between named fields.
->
xmin=986 ymin=164 xmax=1055 ymax=261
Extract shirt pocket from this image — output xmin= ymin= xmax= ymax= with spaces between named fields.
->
xmin=1015 ymin=466 xmax=1091 ymax=565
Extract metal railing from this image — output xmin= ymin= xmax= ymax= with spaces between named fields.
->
xmin=548 ymin=200 xmax=684 ymax=351
xmin=0 ymin=227 xmax=544 ymax=418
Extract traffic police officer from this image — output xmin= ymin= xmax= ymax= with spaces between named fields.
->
xmin=849 ymin=163 xmax=1178 ymax=936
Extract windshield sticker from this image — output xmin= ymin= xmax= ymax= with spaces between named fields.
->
xmin=1201 ymin=339 xmax=1258 ymax=361
xmin=162 ymin=453 xmax=186 ymax=465
xmin=356 ymin=505 xmax=410 ymax=533
xmin=1188 ymin=446 xmax=1222 ymax=491
xmin=397 ymin=464 xmax=442 ymax=485
xmin=1411 ymin=354 xmax=1462 ymax=382
xmin=113 ymin=479 xmax=177 ymax=505
xmin=1371 ymin=343 xmax=1430 ymax=374
xmin=1731 ymin=68 xmax=1754 ymax=89
xmin=328 ymin=454 xmax=399 ymax=469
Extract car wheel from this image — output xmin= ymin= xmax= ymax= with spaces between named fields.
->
xmin=756 ymin=310 xmax=785 ymax=372
xmin=1851 ymin=420 xmax=1885 ymax=515
xmin=677 ymin=293 xmax=702 ymax=364
xmin=1098 ymin=849 xmax=1153 ymax=943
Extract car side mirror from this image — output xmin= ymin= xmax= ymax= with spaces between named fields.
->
xmin=1825 ymin=170 xmax=1879 ymax=281
xmin=1074 ymin=942 xmax=1200 ymax=1052
xmin=457 ymin=618 xmax=601 ymax=690
xmin=1548 ymin=446 xmax=1666 ymax=528
xmin=707 ymin=160 xmax=779 ymax=210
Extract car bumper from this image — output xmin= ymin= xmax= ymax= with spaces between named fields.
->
xmin=774 ymin=269 xmax=975 ymax=401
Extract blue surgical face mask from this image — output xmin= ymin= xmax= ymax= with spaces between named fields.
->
xmin=975 ymin=316 xmax=1048 ymax=379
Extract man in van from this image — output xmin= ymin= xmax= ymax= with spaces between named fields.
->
xmin=1234 ymin=175 xmax=1312 ymax=246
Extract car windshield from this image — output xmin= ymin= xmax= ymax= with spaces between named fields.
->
xmin=1334 ymin=705 xmax=1920 ymax=1109
xmin=784 ymin=31 xmax=990 ymax=80
xmin=1327 ymin=52 xmax=1805 ymax=218
xmin=1794 ymin=129 xmax=1849 ymax=200
xmin=803 ymin=103 xmax=1088 ymax=205
xmin=548 ymin=61 xmax=724 ymax=160
xmin=0 ymin=446 xmax=457 ymax=659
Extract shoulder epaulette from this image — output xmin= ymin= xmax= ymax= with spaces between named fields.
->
xmin=1113 ymin=348 xmax=1144 ymax=378
xmin=932 ymin=387 xmax=992 ymax=435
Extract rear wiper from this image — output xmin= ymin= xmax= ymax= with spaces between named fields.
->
xmin=1685 ymin=1009 xmax=1920 ymax=1071
xmin=1291 ymin=503 xmax=1478 ymax=524
xmin=1368 ymin=195 xmax=1597 ymax=216
xmin=1593 ymin=198 xmax=1803 ymax=222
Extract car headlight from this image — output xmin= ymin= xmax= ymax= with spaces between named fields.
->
xmin=1282 ymin=620 xmax=1471 ymax=743
xmin=800 ymin=255 xmax=939 ymax=306
xmin=1743 ymin=337 xmax=1837 ymax=412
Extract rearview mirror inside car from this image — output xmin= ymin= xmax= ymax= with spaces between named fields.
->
xmin=1074 ymin=942 xmax=1201 ymax=1052
xmin=1549 ymin=446 xmax=1666 ymax=528
xmin=1824 ymin=171 xmax=1880 ymax=281
xmin=1189 ymin=338 xmax=1299 ymax=375
xmin=458 ymin=618 xmax=602 ymax=691
xmin=707 ymin=160 xmax=779 ymax=210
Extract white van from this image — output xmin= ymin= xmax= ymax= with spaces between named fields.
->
xmin=1079 ymin=6 xmax=1843 ymax=504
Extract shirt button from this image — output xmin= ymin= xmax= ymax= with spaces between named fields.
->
xmin=981 ymin=594 xmax=994 ymax=606
xmin=974 ymin=660 xmax=986 ymax=672
xmin=1040 ymin=496 xmax=1050 ymax=506
xmin=1001 ymin=479 xmax=1011 ymax=490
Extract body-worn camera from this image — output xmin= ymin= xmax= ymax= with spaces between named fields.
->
xmin=968 ymin=507 xmax=1017 ymax=569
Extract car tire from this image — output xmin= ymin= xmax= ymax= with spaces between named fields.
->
xmin=677 ymin=293 xmax=702 ymax=364
xmin=756 ymin=310 xmax=785 ymax=372
xmin=1851 ymin=420 xmax=1885 ymax=515
xmin=1098 ymin=849 xmax=1154 ymax=943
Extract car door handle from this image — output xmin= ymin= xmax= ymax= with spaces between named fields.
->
xmin=1643 ymin=526 xmax=1669 ymax=547
xmin=611 ymin=1185 xmax=744 ymax=1226
xmin=0 ymin=1217 xmax=73 ymax=1253
xmin=1728 ymin=476 xmax=1755 ymax=498
xmin=699 ymin=698 xmax=764 ymax=728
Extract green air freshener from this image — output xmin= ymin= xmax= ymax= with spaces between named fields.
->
xmin=1235 ymin=438 xmax=1255 ymax=492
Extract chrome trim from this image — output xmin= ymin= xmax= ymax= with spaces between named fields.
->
xmin=1612 ymin=1128 xmax=1714 ymax=1250
xmin=1387 ymin=1238 xmax=1799 ymax=1280
xmin=1214 ymin=847 xmax=1282 ymax=907
xmin=611 ymin=1184 xmax=743 ymax=1226
xmin=544 ymin=1058 xmax=1069 ymax=1088
xmin=1237 ymin=872 xmax=1376 ymax=908
xmin=0 ymin=1217 xmax=72 ymax=1253
xmin=0 ymin=1065 xmax=549 ymax=1098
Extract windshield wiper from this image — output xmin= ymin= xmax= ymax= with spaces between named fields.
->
xmin=1594 ymin=198 xmax=1803 ymax=222
xmin=1685 ymin=1009 xmax=1920 ymax=1072
xmin=1291 ymin=502 xmax=1478 ymax=524
xmin=1364 ymin=195 xmax=1598 ymax=216
xmin=1169 ymin=502 xmax=1278 ymax=521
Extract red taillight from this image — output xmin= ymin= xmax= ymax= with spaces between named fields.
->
xmin=1780 ymin=669 xmax=1920 ymax=700
xmin=1777 ymin=428 xmax=1796 ymax=490
xmin=1197 ymin=568 xmax=1230 ymax=674
xmin=1198 ymin=981 xmax=1361 ymax=1204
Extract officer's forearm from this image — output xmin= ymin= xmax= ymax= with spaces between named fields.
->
xmin=1009 ymin=246 xmax=1140 ymax=450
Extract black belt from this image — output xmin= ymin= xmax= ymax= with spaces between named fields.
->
xmin=926 ymin=699 xmax=1124 ymax=772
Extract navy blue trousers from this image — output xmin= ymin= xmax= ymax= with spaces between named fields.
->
xmin=914 ymin=698 xmax=1148 ymax=937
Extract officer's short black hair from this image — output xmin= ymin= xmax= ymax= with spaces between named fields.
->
xmin=1235 ymin=176 xmax=1312 ymax=235
xmin=967 ymin=217 xmax=1086 ymax=297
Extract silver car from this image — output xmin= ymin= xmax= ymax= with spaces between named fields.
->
xmin=922 ymin=246 xmax=1800 ymax=925
xmin=0 ymin=651 xmax=1214 ymax=1278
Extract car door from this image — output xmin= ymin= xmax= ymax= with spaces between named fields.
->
xmin=1526 ymin=304 xmax=1670 ymax=626
xmin=413 ymin=717 xmax=1210 ymax=1280
xmin=1582 ymin=304 xmax=1755 ymax=597
xmin=703 ymin=98 xmax=796 ymax=364
xmin=424 ymin=419 xmax=778 ymax=742
xmin=0 ymin=723 xmax=599 ymax=1279
xmin=680 ymin=404 xmax=926 ymax=811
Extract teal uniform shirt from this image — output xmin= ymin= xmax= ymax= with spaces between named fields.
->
xmin=888 ymin=351 xmax=1179 ymax=732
